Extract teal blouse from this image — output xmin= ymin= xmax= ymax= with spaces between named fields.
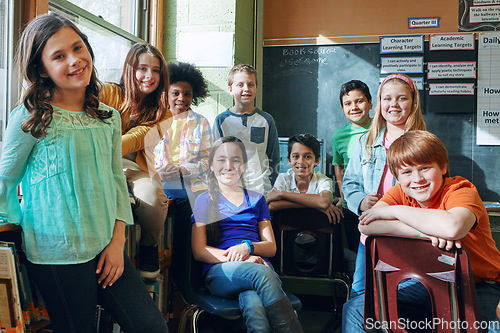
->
xmin=0 ymin=104 xmax=133 ymax=264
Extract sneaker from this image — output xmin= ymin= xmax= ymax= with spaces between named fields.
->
xmin=137 ymin=245 xmax=160 ymax=279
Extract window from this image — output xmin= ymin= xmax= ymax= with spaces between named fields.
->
xmin=0 ymin=1 xmax=7 ymax=153
xmin=0 ymin=0 xmax=152 ymax=152
xmin=65 ymin=0 xmax=139 ymax=35
xmin=49 ymin=0 xmax=147 ymax=83
xmin=0 ymin=0 xmax=21 ymax=154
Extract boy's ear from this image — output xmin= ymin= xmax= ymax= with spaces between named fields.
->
xmin=440 ymin=164 xmax=448 ymax=175
xmin=314 ymin=157 xmax=320 ymax=167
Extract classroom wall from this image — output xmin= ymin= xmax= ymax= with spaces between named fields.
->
xmin=163 ymin=0 xmax=256 ymax=124
xmin=263 ymin=0 xmax=459 ymax=45
xmin=260 ymin=1 xmax=500 ymax=202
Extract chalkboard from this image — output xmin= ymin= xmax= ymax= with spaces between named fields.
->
xmin=262 ymin=43 xmax=499 ymax=201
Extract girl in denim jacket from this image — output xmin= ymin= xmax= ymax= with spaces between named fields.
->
xmin=342 ymin=74 xmax=426 ymax=300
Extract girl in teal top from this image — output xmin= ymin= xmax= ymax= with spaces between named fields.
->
xmin=0 ymin=13 xmax=167 ymax=332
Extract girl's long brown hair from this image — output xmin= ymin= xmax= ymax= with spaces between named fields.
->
xmin=118 ymin=43 xmax=169 ymax=131
xmin=205 ymin=136 xmax=248 ymax=246
xmin=18 ymin=13 xmax=110 ymax=139
xmin=365 ymin=74 xmax=426 ymax=156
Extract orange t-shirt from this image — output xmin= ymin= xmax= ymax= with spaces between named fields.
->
xmin=381 ymin=176 xmax=500 ymax=283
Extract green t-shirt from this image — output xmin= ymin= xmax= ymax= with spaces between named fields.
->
xmin=331 ymin=121 xmax=372 ymax=208
xmin=331 ymin=121 xmax=372 ymax=168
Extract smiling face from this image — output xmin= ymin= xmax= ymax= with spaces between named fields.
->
xmin=288 ymin=142 xmax=319 ymax=180
xmin=40 ymin=26 xmax=92 ymax=96
xmin=135 ymin=52 xmax=160 ymax=98
xmin=168 ymin=81 xmax=193 ymax=116
xmin=228 ymin=72 xmax=257 ymax=106
xmin=380 ymin=81 xmax=413 ymax=129
xmin=341 ymin=89 xmax=372 ymax=127
xmin=397 ymin=162 xmax=447 ymax=208
xmin=211 ymin=142 xmax=246 ymax=188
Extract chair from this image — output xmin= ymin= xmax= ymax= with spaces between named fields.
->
xmin=271 ymin=208 xmax=350 ymax=312
xmin=172 ymin=215 xmax=302 ymax=333
xmin=364 ymin=235 xmax=484 ymax=333
xmin=272 ymin=207 xmax=345 ymax=277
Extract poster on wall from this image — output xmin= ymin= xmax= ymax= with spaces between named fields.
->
xmin=429 ymin=33 xmax=475 ymax=50
xmin=459 ymin=0 xmax=500 ymax=31
xmin=427 ymin=62 xmax=476 ymax=79
xmin=380 ymin=57 xmax=424 ymax=74
xmin=477 ymin=31 xmax=500 ymax=145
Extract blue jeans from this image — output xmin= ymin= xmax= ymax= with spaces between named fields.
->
xmin=205 ymin=261 xmax=288 ymax=333
xmin=475 ymin=281 xmax=500 ymax=333
xmin=342 ymin=207 xmax=361 ymax=254
xmin=342 ymin=279 xmax=500 ymax=333
xmin=28 ymin=252 xmax=168 ymax=333
xmin=350 ymin=241 xmax=365 ymax=299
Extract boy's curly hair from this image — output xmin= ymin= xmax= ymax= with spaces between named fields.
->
xmin=168 ymin=62 xmax=209 ymax=106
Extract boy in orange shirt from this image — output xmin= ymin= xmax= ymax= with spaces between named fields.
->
xmin=342 ymin=130 xmax=500 ymax=333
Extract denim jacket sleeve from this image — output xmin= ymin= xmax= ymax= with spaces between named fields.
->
xmin=342 ymin=138 xmax=366 ymax=216
xmin=342 ymin=130 xmax=387 ymax=216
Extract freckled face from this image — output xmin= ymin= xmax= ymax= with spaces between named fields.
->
xmin=397 ymin=162 xmax=447 ymax=208
xmin=380 ymin=82 xmax=413 ymax=128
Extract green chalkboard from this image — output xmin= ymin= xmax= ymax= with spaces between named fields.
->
xmin=262 ymin=43 xmax=499 ymax=201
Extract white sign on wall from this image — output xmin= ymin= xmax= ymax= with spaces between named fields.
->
xmin=380 ymin=57 xmax=424 ymax=74
xmin=427 ymin=62 xmax=477 ymax=79
xmin=470 ymin=5 xmax=500 ymax=23
xmin=474 ymin=0 xmax=500 ymax=4
xmin=408 ymin=17 xmax=439 ymax=29
xmin=477 ymin=32 xmax=500 ymax=145
xmin=428 ymin=83 xmax=475 ymax=95
xmin=380 ymin=35 xmax=424 ymax=54
xmin=429 ymin=34 xmax=475 ymax=50
xmin=178 ymin=32 xmax=234 ymax=67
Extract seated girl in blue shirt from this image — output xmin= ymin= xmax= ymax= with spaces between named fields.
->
xmin=192 ymin=136 xmax=303 ymax=333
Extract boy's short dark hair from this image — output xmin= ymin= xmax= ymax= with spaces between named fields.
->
xmin=339 ymin=80 xmax=372 ymax=106
xmin=288 ymin=133 xmax=321 ymax=161
xmin=228 ymin=64 xmax=257 ymax=86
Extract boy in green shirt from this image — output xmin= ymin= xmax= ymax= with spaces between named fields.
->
xmin=331 ymin=80 xmax=372 ymax=253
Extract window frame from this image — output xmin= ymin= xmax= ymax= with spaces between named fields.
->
xmin=0 ymin=0 xmax=164 ymax=144
xmin=49 ymin=0 xmax=145 ymax=45
xmin=2 ymin=1 xmax=24 ymax=141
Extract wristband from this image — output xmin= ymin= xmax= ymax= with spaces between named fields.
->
xmin=241 ymin=240 xmax=254 ymax=255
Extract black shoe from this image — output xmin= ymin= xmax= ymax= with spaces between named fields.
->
xmin=137 ymin=245 xmax=160 ymax=279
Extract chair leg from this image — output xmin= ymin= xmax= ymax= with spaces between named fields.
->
xmin=178 ymin=304 xmax=197 ymax=333
xmin=191 ymin=308 xmax=205 ymax=333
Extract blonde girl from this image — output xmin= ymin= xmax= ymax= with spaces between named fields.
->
xmin=342 ymin=74 xmax=426 ymax=299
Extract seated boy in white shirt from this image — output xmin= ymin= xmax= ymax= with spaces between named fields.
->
xmin=266 ymin=133 xmax=342 ymax=223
